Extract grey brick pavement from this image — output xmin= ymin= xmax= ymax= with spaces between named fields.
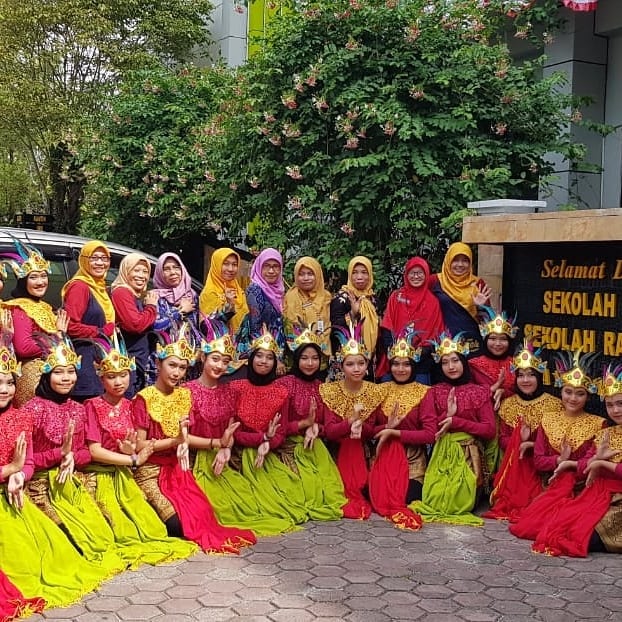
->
xmin=31 ymin=516 xmax=622 ymax=621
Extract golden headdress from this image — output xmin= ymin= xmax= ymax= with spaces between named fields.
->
xmin=333 ymin=319 xmax=370 ymax=361
xmin=431 ymin=332 xmax=469 ymax=363
xmin=599 ymin=365 xmax=622 ymax=399
xmin=156 ymin=322 xmax=197 ymax=364
xmin=93 ymin=331 xmax=136 ymax=376
xmin=479 ymin=306 xmax=518 ymax=339
xmin=285 ymin=318 xmax=327 ymax=355
xmin=200 ymin=316 xmax=236 ymax=359
xmin=388 ymin=323 xmax=422 ymax=362
xmin=511 ymin=339 xmax=547 ymax=374
xmin=7 ymin=238 xmax=50 ymax=279
xmin=0 ymin=329 xmax=21 ymax=376
xmin=40 ymin=335 xmax=82 ymax=373
xmin=553 ymin=350 xmax=598 ymax=394
xmin=250 ymin=324 xmax=282 ymax=357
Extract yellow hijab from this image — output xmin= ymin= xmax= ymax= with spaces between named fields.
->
xmin=111 ymin=252 xmax=151 ymax=297
xmin=61 ymin=240 xmax=115 ymax=323
xmin=340 ymin=256 xmax=379 ymax=354
xmin=284 ymin=257 xmax=332 ymax=351
xmin=199 ymin=248 xmax=248 ymax=333
xmin=437 ymin=242 xmax=480 ymax=319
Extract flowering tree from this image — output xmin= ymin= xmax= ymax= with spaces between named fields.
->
xmin=205 ymin=0 xmax=580 ymax=289
xmin=82 ymin=0 xmax=585 ymax=293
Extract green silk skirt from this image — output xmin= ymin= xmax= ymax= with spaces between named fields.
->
xmin=86 ymin=464 xmax=198 ymax=566
xmin=288 ymin=435 xmax=346 ymax=521
xmin=0 ymin=490 xmax=114 ymax=609
xmin=409 ymin=432 xmax=484 ymax=526
xmin=193 ymin=448 xmax=293 ymax=536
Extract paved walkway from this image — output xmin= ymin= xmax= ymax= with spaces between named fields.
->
xmin=31 ymin=516 xmax=620 ymax=622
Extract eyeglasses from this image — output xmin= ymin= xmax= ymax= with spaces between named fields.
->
xmin=86 ymin=255 xmax=110 ymax=264
xmin=409 ymin=271 xmax=426 ymax=278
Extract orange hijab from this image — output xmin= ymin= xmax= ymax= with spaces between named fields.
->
xmin=437 ymin=242 xmax=480 ymax=319
xmin=199 ymin=248 xmax=248 ymax=333
xmin=61 ymin=240 xmax=115 ymax=323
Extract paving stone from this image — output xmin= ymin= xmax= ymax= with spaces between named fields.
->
xmin=268 ymin=609 xmax=315 ymax=622
xmin=38 ymin=605 xmax=88 ymax=619
xmin=537 ymin=610 xmax=588 ymax=622
xmin=379 ymin=591 xmax=420 ymax=606
xmin=308 ymin=564 xmax=344 ymax=577
xmin=453 ymin=592 xmax=493 ymax=608
xmin=268 ymin=594 xmax=313 ymax=609
xmin=418 ymin=598 xmax=459 ymax=613
xmin=308 ymin=576 xmax=348 ymax=589
xmin=165 ymin=585 xmax=207 ymax=599
xmin=238 ymin=574 xmax=280 ymax=588
xmin=343 ymin=583 xmax=385 ymax=598
xmin=446 ymin=579 xmax=486 ymax=593
xmin=116 ymin=604 xmax=162 ymax=620
xmin=342 ymin=570 xmax=380 ymax=583
xmin=127 ymin=592 xmax=169 ymax=605
xmin=75 ymin=614 xmax=122 ymax=622
xmin=344 ymin=611 xmax=392 ymax=622
xmin=490 ymin=600 xmax=534 ymax=615
xmin=158 ymin=599 xmax=201 ymax=614
xmin=197 ymin=593 xmax=240 ymax=608
xmin=276 ymin=558 xmax=314 ymax=571
xmin=415 ymin=583 xmax=454 ymax=598
xmin=306 ymin=601 xmax=351 ymax=617
xmin=459 ymin=611 xmax=500 ymax=622
xmin=85 ymin=597 xmax=131 ymax=612
xmin=231 ymin=600 xmax=275 ymax=616
xmin=191 ymin=608 xmax=231 ymax=622
xmin=566 ymin=602 xmax=614 ymax=619
xmin=344 ymin=596 xmax=386 ymax=611
xmin=485 ymin=586 xmax=526 ymax=601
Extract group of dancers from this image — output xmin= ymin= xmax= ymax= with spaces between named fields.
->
xmin=0 ymin=236 xmax=620 ymax=621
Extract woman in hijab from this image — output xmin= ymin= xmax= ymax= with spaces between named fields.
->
xmin=429 ymin=242 xmax=491 ymax=358
xmin=198 ymin=248 xmax=248 ymax=335
xmin=330 ymin=256 xmax=379 ymax=379
xmin=110 ymin=253 xmax=159 ymax=397
xmin=283 ymin=257 xmax=332 ymax=357
xmin=4 ymin=241 xmax=69 ymax=406
xmin=379 ymin=257 xmax=444 ymax=384
xmin=149 ymin=252 xmax=200 ymax=382
xmin=238 ymin=248 xmax=287 ymax=374
xmin=61 ymin=240 xmax=115 ymax=400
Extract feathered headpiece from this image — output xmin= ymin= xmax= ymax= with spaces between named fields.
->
xmin=333 ymin=319 xmax=370 ymax=361
xmin=38 ymin=334 xmax=82 ymax=373
xmin=0 ymin=263 xmax=7 ymax=280
xmin=250 ymin=324 xmax=282 ymax=357
xmin=599 ymin=364 xmax=622 ymax=399
xmin=0 ymin=329 xmax=21 ymax=376
xmin=511 ymin=339 xmax=547 ymax=374
xmin=93 ymin=331 xmax=136 ymax=376
xmin=156 ymin=322 xmax=197 ymax=364
xmin=431 ymin=332 xmax=469 ymax=363
xmin=6 ymin=237 xmax=50 ymax=279
xmin=200 ymin=315 xmax=236 ymax=359
xmin=553 ymin=350 xmax=598 ymax=394
xmin=388 ymin=323 xmax=422 ymax=362
xmin=479 ymin=306 xmax=518 ymax=339
xmin=285 ymin=317 xmax=327 ymax=355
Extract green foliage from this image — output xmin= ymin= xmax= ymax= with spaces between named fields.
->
xmin=0 ymin=0 xmax=214 ymax=231
xmin=80 ymin=67 xmax=240 ymax=253
xmin=80 ymin=0 xmax=589 ymax=297
xmin=204 ymin=0 xmax=580 ymax=290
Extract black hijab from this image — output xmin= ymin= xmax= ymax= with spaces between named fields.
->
xmin=389 ymin=358 xmax=417 ymax=385
xmin=247 ymin=349 xmax=277 ymax=386
xmin=292 ymin=344 xmax=323 ymax=382
xmin=514 ymin=369 xmax=545 ymax=402
xmin=11 ymin=276 xmax=38 ymax=300
xmin=439 ymin=353 xmax=472 ymax=386
xmin=35 ymin=371 xmax=72 ymax=404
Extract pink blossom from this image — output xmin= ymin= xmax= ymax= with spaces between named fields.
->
xmin=249 ymin=177 xmax=261 ymax=189
xmin=229 ymin=182 xmax=238 ymax=191
xmin=264 ymin=112 xmax=277 ymax=123
xmin=345 ymin=136 xmax=359 ymax=150
xmin=493 ymin=122 xmax=508 ymax=136
xmin=404 ymin=24 xmax=421 ymax=43
xmin=286 ymin=165 xmax=303 ymax=180
xmin=233 ymin=4 xmax=245 ymax=14
xmin=312 ymin=97 xmax=329 ymax=111
xmin=204 ymin=171 xmax=216 ymax=182
xmin=382 ymin=121 xmax=396 ymax=136
xmin=269 ymin=135 xmax=282 ymax=146
xmin=281 ymin=95 xmax=298 ymax=109
xmin=409 ymin=87 xmax=425 ymax=100
xmin=345 ymin=38 xmax=359 ymax=51
xmin=340 ymin=223 xmax=355 ymax=236
xmin=570 ymin=110 xmax=583 ymax=123
xmin=288 ymin=195 xmax=303 ymax=211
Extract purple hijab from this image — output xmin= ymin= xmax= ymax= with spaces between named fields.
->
xmin=152 ymin=252 xmax=194 ymax=304
xmin=250 ymin=248 xmax=285 ymax=313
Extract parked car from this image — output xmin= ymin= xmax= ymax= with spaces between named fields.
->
xmin=0 ymin=227 xmax=203 ymax=308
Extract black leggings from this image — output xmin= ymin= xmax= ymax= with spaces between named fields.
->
xmin=165 ymin=514 xmax=183 ymax=539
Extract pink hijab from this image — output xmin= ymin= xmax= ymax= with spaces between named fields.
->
xmin=250 ymin=248 xmax=285 ymax=313
xmin=152 ymin=252 xmax=194 ymax=304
